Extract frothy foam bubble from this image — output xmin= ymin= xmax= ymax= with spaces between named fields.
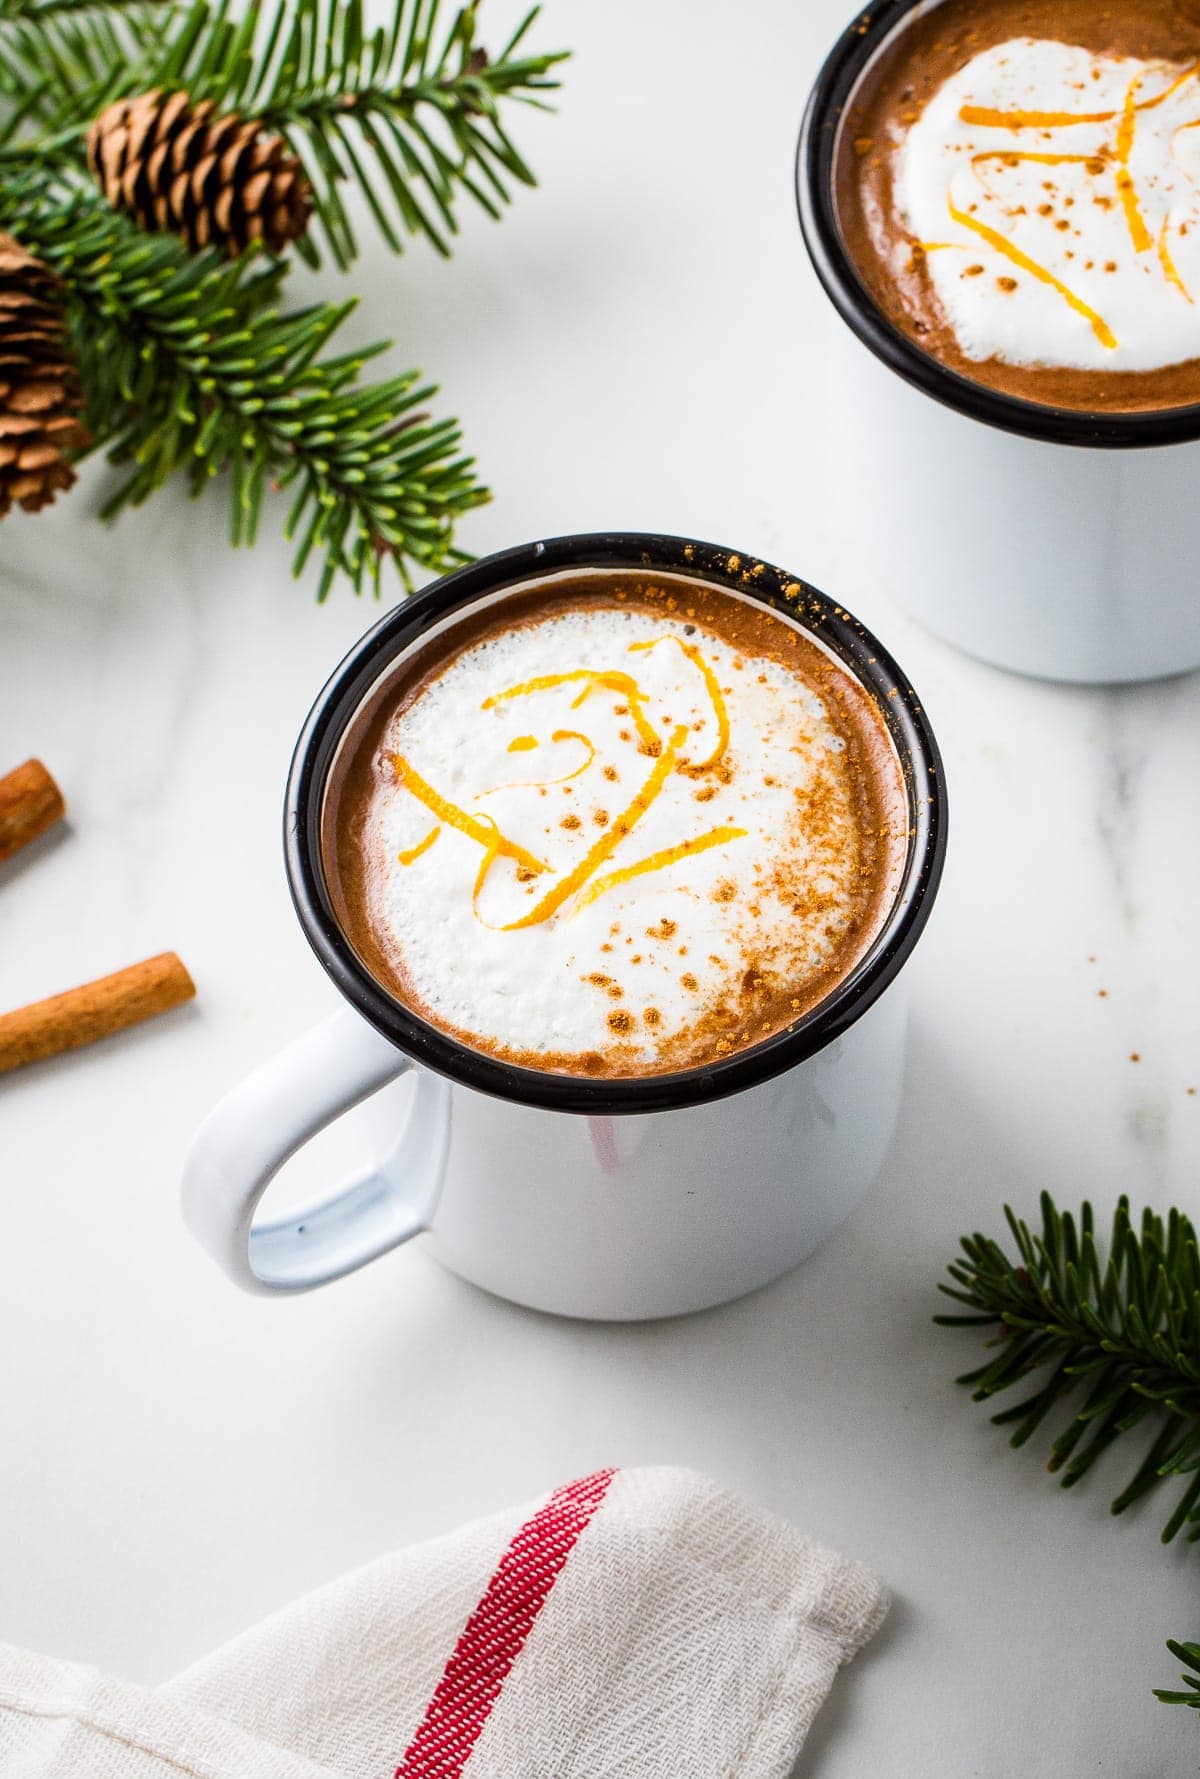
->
xmin=894 ymin=39 xmax=1200 ymax=372
xmin=360 ymin=600 xmax=874 ymax=1071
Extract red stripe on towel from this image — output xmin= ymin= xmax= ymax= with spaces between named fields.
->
xmin=396 ymin=1469 xmax=617 ymax=1778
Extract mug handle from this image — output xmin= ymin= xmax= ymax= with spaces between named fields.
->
xmin=182 ymin=1006 xmax=448 ymax=1295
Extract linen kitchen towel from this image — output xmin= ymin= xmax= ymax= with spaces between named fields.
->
xmin=0 ymin=1467 xmax=888 ymax=1778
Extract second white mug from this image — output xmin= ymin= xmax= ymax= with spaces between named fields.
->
xmin=797 ymin=0 xmax=1200 ymax=687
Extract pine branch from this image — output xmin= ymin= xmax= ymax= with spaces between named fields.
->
xmin=0 ymin=0 xmax=565 ymax=588
xmin=144 ymin=0 xmax=568 ymax=268
xmin=1 ymin=0 xmax=565 ymax=266
xmin=935 ymin=1192 xmax=1200 ymax=1543
xmin=2 ymin=176 xmax=487 ymax=594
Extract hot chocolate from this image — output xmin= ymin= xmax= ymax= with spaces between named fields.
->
xmin=323 ymin=574 xmax=907 ymax=1079
xmin=836 ymin=0 xmax=1200 ymax=411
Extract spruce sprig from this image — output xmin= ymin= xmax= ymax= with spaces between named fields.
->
xmin=938 ymin=1193 xmax=1200 ymax=1749
xmin=936 ymin=1191 xmax=1200 ymax=1540
xmin=4 ymin=175 xmax=485 ymax=595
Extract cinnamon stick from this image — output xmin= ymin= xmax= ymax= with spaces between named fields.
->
xmin=0 ymin=758 xmax=65 ymax=864
xmin=0 ymin=952 xmax=196 ymax=1074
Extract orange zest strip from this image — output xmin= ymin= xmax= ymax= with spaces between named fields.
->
xmin=948 ymin=198 xmax=1117 ymax=348
xmin=508 ymin=735 xmax=538 ymax=753
xmin=484 ymin=671 xmax=590 ymax=708
xmin=575 ymin=825 xmax=748 ymax=913
xmin=959 ymin=62 xmax=1197 ymax=131
xmin=1137 ymin=63 xmax=1200 ymax=114
xmin=551 ymin=729 xmax=596 ymax=775
xmin=483 ymin=670 xmax=660 ymax=754
xmin=960 ymin=102 xmax=1119 ymax=129
xmin=1116 ymin=76 xmax=1139 ymax=162
xmin=389 ymin=752 xmax=548 ymax=876
xmin=628 ymin=635 xmax=730 ymax=771
xmin=971 ymin=151 xmax=1099 ymax=167
xmin=501 ymin=724 xmax=689 ymax=931
xmin=1116 ymin=77 xmax=1153 ymax=253
xmin=469 ymin=814 xmax=505 ymax=923
xmin=968 ymin=150 xmax=1104 ymax=205
xmin=397 ymin=825 xmax=441 ymax=867
xmin=1115 ymin=169 xmax=1152 ymax=251
xmin=568 ymin=674 xmax=659 ymax=753
xmin=1158 ymin=216 xmax=1194 ymax=302
xmin=468 ymin=814 xmax=552 ymax=929
xmin=482 ymin=729 xmax=597 ymax=797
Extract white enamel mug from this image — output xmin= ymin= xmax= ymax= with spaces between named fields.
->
xmin=183 ymin=534 xmax=946 ymax=1320
xmin=797 ymin=0 xmax=1200 ymax=687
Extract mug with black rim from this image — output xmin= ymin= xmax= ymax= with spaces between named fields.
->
xmin=182 ymin=533 xmax=945 ymax=1321
xmin=797 ymin=0 xmax=1200 ymax=686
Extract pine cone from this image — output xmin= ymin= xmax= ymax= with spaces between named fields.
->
xmin=0 ymin=234 xmax=89 ymax=519
xmin=87 ymin=90 xmax=313 ymax=257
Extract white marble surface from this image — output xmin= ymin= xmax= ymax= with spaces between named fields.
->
xmin=2 ymin=0 xmax=1200 ymax=1773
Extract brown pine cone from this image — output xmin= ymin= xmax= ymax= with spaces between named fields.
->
xmin=0 ymin=234 xmax=89 ymax=519
xmin=87 ymin=89 xmax=312 ymax=257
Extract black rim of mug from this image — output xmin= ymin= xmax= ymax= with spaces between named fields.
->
xmin=285 ymin=532 xmax=947 ymax=1116
xmin=795 ymin=0 xmax=1200 ymax=451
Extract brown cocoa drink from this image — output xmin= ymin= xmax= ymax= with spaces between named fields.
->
xmin=837 ymin=0 xmax=1200 ymax=411
xmin=323 ymin=573 xmax=908 ymax=1079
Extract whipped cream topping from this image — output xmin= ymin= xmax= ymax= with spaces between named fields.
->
xmin=360 ymin=596 xmax=878 ymax=1072
xmin=893 ymin=38 xmax=1200 ymax=371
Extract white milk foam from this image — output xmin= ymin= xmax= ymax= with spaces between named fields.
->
xmin=894 ymin=39 xmax=1200 ymax=371
xmin=361 ymin=600 xmax=868 ymax=1068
